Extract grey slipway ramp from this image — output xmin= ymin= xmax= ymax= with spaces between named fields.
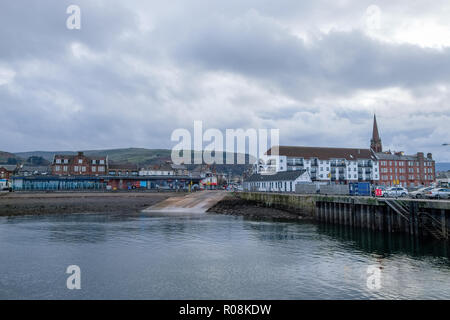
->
xmin=142 ymin=191 xmax=227 ymax=214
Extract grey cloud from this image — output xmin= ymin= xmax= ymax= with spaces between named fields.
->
xmin=0 ymin=1 xmax=449 ymax=161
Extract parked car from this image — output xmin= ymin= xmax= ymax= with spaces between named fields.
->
xmin=424 ymin=188 xmax=450 ymax=199
xmin=384 ymin=186 xmax=408 ymax=198
xmin=373 ymin=185 xmax=386 ymax=197
xmin=409 ymin=186 xmax=434 ymax=199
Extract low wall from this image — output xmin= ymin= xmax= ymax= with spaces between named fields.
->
xmin=238 ymin=192 xmax=317 ymax=217
xmin=319 ymin=185 xmax=349 ymax=195
xmin=295 ymin=184 xmax=317 ymax=194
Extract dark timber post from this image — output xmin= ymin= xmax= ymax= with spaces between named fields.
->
xmin=441 ymin=209 xmax=447 ymax=240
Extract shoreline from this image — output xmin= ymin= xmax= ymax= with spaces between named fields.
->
xmin=0 ymin=192 xmax=185 ymax=216
xmin=207 ymin=194 xmax=314 ymax=221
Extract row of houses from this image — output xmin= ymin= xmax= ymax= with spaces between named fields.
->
xmin=50 ymin=152 xmax=208 ymax=178
xmin=246 ymin=115 xmax=436 ymax=191
xmin=1 ymin=152 xmax=223 ymax=191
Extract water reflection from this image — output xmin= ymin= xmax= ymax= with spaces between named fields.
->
xmin=0 ymin=212 xmax=449 ymax=299
xmin=316 ymin=223 xmax=450 ymax=261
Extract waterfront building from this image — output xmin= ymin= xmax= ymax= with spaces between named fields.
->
xmin=0 ymin=165 xmax=18 ymax=180
xmin=370 ymin=115 xmax=435 ymax=187
xmin=17 ymin=165 xmax=50 ymax=176
xmin=108 ymin=163 xmax=139 ymax=176
xmin=259 ymin=146 xmax=379 ymax=185
xmin=139 ymin=163 xmax=175 ymax=176
xmin=375 ymin=151 xmax=435 ymax=187
xmin=51 ymin=152 xmax=108 ymax=176
xmin=255 ymin=114 xmax=436 ymax=187
xmin=243 ymin=170 xmax=311 ymax=192
xmin=10 ymin=174 xmax=202 ymax=191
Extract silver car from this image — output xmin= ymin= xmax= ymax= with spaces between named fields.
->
xmin=384 ymin=186 xmax=409 ymax=198
xmin=409 ymin=186 xmax=434 ymax=199
xmin=424 ymin=188 xmax=450 ymax=199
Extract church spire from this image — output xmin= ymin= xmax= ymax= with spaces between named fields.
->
xmin=370 ymin=114 xmax=382 ymax=152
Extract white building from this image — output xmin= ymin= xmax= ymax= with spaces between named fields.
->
xmin=139 ymin=163 xmax=175 ymax=176
xmin=244 ymin=170 xmax=311 ymax=192
xmin=255 ymin=146 xmax=379 ymax=184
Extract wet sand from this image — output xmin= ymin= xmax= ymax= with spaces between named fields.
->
xmin=207 ymin=194 xmax=312 ymax=221
xmin=0 ymin=192 xmax=185 ymax=216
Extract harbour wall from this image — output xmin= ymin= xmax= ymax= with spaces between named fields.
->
xmin=237 ymin=192 xmax=450 ymax=241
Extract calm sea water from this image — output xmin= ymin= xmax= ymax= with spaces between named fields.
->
xmin=0 ymin=212 xmax=449 ymax=299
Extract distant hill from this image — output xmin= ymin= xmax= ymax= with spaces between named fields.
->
xmin=13 ymin=148 xmax=255 ymax=175
xmin=0 ymin=151 xmax=23 ymax=164
xmin=15 ymin=148 xmax=172 ymax=164
xmin=436 ymin=162 xmax=450 ymax=172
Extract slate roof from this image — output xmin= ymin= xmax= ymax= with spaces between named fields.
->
xmin=0 ymin=165 xmax=18 ymax=171
xmin=245 ymin=170 xmax=308 ymax=182
xmin=266 ymin=146 xmax=376 ymax=160
xmin=374 ymin=152 xmax=428 ymax=161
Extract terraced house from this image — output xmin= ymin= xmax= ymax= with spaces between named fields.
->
xmin=51 ymin=152 xmax=108 ymax=176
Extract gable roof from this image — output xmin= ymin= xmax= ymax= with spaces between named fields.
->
xmin=0 ymin=165 xmax=18 ymax=171
xmin=266 ymin=146 xmax=375 ymax=161
xmin=245 ymin=170 xmax=308 ymax=182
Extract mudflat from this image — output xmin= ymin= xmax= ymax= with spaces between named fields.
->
xmin=0 ymin=192 xmax=185 ymax=216
xmin=207 ymin=194 xmax=312 ymax=221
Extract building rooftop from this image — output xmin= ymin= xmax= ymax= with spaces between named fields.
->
xmin=375 ymin=152 xmax=433 ymax=161
xmin=245 ymin=170 xmax=308 ymax=182
xmin=266 ymin=146 xmax=376 ymax=161
xmin=0 ymin=165 xmax=18 ymax=171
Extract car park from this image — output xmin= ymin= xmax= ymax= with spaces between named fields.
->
xmin=424 ymin=188 xmax=450 ymax=199
xmin=384 ymin=186 xmax=408 ymax=198
xmin=409 ymin=186 xmax=434 ymax=199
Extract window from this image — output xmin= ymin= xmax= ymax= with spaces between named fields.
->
xmin=92 ymin=166 xmax=96 ymax=172
xmin=74 ymin=166 xmax=79 ymax=171
xmin=64 ymin=159 xmax=69 ymax=164
xmin=82 ymin=166 xmax=86 ymax=172
xmin=100 ymin=160 xmax=105 ymax=165
xmin=55 ymin=165 xmax=61 ymax=171
xmin=92 ymin=160 xmax=96 ymax=165
xmin=78 ymin=159 xmax=83 ymax=164
xmin=56 ymin=159 xmax=61 ymax=164
xmin=63 ymin=166 xmax=68 ymax=172
xmin=98 ymin=166 xmax=105 ymax=172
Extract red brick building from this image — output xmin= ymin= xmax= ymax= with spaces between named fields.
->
xmin=51 ymin=152 xmax=108 ymax=176
xmin=0 ymin=165 xmax=18 ymax=179
xmin=371 ymin=115 xmax=435 ymax=187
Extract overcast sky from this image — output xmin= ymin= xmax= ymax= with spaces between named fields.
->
xmin=0 ymin=1 xmax=449 ymax=161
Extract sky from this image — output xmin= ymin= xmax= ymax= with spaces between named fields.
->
xmin=0 ymin=0 xmax=449 ymax=161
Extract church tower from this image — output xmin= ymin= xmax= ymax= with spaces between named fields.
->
xmin=370 ymin=114 xmax=382 ymax=153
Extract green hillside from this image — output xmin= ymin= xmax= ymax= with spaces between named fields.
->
xmin=13 ymin=148 xmax=255 ymax=175
xmin=0 ymin=151 xmax=23 ymax=164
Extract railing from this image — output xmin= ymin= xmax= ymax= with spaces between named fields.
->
xmin=384 ymin=199 xmax=410 ymax=222
xmin=418 ymin=211 xmax=449 ymax=241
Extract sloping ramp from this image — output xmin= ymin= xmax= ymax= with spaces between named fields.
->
xmin=142 ymin=191 xmax=227 ymax=214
